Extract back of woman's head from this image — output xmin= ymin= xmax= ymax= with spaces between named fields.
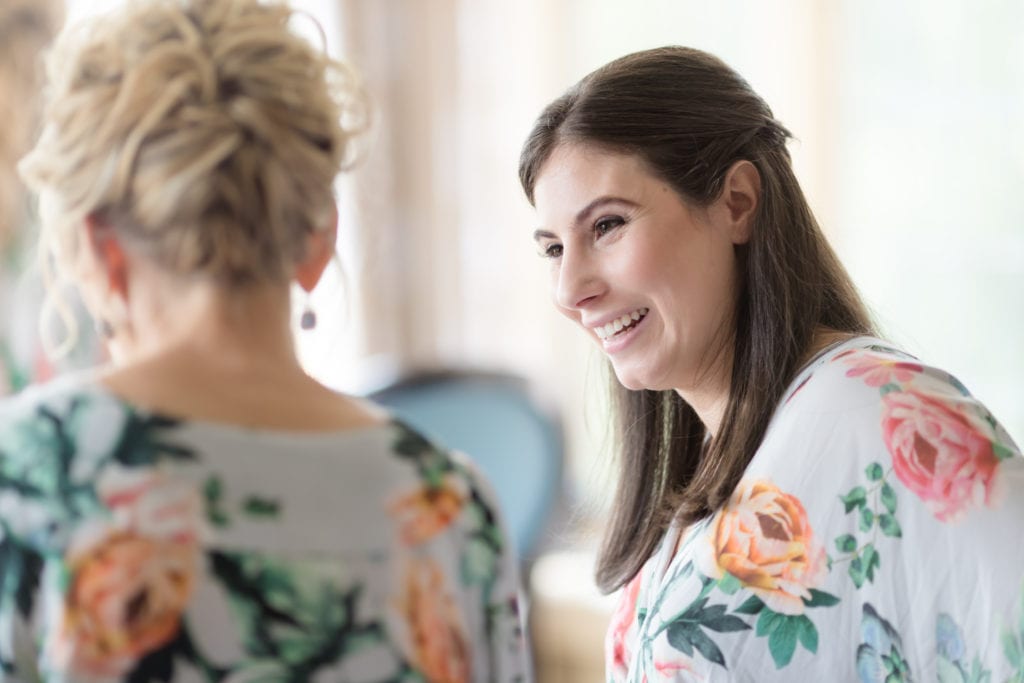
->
xmin=20 ymin=0 xmax=367 ymax=285
xmin=0 ymin=0 xmax=61 ymax=252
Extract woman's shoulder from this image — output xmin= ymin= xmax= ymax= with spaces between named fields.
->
xmin=779 ymin=337 xmax=1005 ymax=426
xmin=761 ymin=336 xmax=1020 ymax=490
xmin=0 ymin=370 xmax=119 ymax=432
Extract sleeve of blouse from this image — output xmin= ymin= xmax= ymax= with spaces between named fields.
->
xmin=455 ymin=454 xmax=531 ymax=682
xmin=0 ymin=405 xmax=45 ymax=681
xmin=838 ymin=348 xmax=1024 ymax=678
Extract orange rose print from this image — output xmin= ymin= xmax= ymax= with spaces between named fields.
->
xmin=49 ymin=532 xmax=197 ymax=677
xmin=705 ymin=480 xmax=826 ymax=616
xmin=47 ymin=466 xmax=202 ymax=677
xmin=389 ymin=475 xmax=468 ymax=545
xmin=400 ymin=559 xmax=471 ymax=683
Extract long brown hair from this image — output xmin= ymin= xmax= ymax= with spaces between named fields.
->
xmin=519 ymin=46 xmax=875 ymax=593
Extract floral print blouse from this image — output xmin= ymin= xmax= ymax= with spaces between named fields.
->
xmin=0 ymin=374 xmax=527 ymax=682
xmin=606 ymin=337 xmax=1024 ymax=682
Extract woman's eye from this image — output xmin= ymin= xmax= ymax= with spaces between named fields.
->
xmin=540 ymin=243 xmax=563 ymax=259
xmin=594 ymin=216 xmax=625 ymax=236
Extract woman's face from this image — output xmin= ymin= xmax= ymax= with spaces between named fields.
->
xmin=532 ymin=144 xmax=745 ymax=393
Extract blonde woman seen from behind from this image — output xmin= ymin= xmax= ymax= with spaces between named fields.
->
xmin=2 ymin=0 xmax=527 ymax=680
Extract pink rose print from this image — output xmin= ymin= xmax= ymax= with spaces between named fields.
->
xmin=840 ymin=350 xmax=923 ymax=388
xmin=606 ymin=571 xmax=643 ymax=679
xmin=882 ymin=388 xmax=1000 ymax=522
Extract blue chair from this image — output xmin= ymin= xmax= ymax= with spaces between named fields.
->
xmin=369 ymin=370 xmax=562 ymax=561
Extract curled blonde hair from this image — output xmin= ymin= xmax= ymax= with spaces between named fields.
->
xmin=0 ymin=0 xmax=62 ymax=251
xmin=20 ymin=0 xmax=367 ymax=285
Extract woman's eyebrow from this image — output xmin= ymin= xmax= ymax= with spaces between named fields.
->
xmin=574 ymin=196 xmax=639 ymax=224
xmin=533 ymin=196 xmax=640 ymax=242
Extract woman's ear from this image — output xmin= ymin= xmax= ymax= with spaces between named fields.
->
xmin=294 ymin=209 xmax=338 ymax=293
xmin=713 ymin=160 xmax=761 ymax=245
xmin=83 ymin=213 xmax=130 ymax=299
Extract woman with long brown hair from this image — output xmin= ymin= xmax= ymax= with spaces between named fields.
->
xmin=521 ymin=46 xmax=1023 ymax=680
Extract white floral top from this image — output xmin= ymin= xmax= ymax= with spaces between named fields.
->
xmin=606 ymin=337 xmax=1024 ymax=682
xmin=0 ymin=374 xmax=528 ymax=682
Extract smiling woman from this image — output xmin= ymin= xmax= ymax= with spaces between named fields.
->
xmin=520 ymin=46 xmax=1024 ymax=681
xmin=532 ymin=146 xmax=754 ymax=413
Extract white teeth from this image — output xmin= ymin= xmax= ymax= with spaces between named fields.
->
xmin=592 ymin=308 xmax=649 ymax=341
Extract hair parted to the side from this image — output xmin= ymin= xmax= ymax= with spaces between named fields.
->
xmin=0 ymin=0 xmax=62 ymax=253
xmin=20 ymin=0 xmax=368 ymax=290
xmin=519 ymin=46 xmax=876 ymax=594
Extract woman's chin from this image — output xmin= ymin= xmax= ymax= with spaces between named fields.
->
xmin=611 ymin=366 xmax=650 ymax=392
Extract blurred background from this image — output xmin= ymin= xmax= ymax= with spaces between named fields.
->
xmin=8 ymin=0 xmax=1024 ymax=680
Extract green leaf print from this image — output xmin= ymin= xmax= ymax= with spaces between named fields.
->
xmin=859 ymin=507 xmax=875 ymax=532
xmin=204 ymin=476 xmax=230 ymax=528
xmin=880 ymin=482 xmax=898 ymax=514
xmin=666 ymin=622 xmax=726 ymax=666
xmin=878 ymin=513 xmax=902 ymax=538
xmin=766 ymin=615 xmax=799 ymax=667
xmin=879 ymin=382 xmax=901 ymax=396
xmin=734 ymin=594 xmax=765 ymax=615
xmin=209 ymin=551 xmax=396 ymax=677
xmin=803 ymin=589 xmax=840 ymax=608
xmin=1002 ymin=584 xmax=1024 ymax=678
xmin=796 ymin=616 xmax=819 ymax=653
xmin=994 ymin=442 xmax=1017 ymax=462
xmin=841 ymin=486 xmax=868 ymax=513
xmin=241 ymin=496 xmax=281 ymax=518
xmin=835 ymin=534 xmax=857 ymax=553
xmin=756 ymin=609 xmax=783 ymax=637
xmin=833 ymin=462 xmax=900 ymax=590
xmin=110 ymin=413 xmax=196 ymax=467
xmin=850 ymin=556 xmax=866 ymax=589
xmin=462 ymin=537 xmax=498 ymax=584
xmin=662 ymin=597 xmax=750 ymax=668
xmin=1005 ymin=629 xmax=1024 ymax=669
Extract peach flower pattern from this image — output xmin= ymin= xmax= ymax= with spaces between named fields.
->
xmin=882 ymin=388 xmax=1001 ymax=522
xmin=47 ymin=466 xmax=203 ymax=677
xmin=48 ymin=533 xmax=198 ymax=677
xmin=704 ymin=481 xmax=826 ymax=616
xmin=389 ymin=474 xmax=469 ymax=545
xmin=400 ymin=559 xmax=472 ymax=683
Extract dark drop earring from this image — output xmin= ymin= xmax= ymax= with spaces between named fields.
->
xmin=300 ymin=295 xmax=317 ymax=330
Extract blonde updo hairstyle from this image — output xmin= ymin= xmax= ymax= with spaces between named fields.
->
xmin=20 ymin=0 xmax=367 ymax=289
xmin=0 ymin=0 xmax=62 ymax=251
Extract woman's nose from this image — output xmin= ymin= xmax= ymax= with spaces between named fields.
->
xmin=554 ymin=250 xmax=603 ymax=312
